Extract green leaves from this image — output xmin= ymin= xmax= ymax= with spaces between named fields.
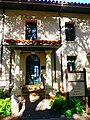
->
xmin=50 ymin=95 xmax=66 ymax=114
xmin=50 ymin=95 xmax=85 ymax=117
xmin=65 ymin=109 xmax=72 ymax=117
xmin=0 ymin=98 xmax=11 ymax=116
xmin=69 ymin=98 xmax=84 ymax=115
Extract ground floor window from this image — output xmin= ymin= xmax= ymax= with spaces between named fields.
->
xmin=67 ymin=56 xmax=76 ymax=72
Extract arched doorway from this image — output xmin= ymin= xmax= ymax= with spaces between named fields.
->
xmin=26 ymin=54 xmax=40 ymax=84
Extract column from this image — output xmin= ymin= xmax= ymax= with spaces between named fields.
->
xmin=11 ymin=50 xmax=21 ymax=96
xmin=45 ymin=50 xmax=52 ymax=86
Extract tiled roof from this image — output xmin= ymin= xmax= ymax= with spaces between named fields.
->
xmin=2 ymin=0 xmax=90 ymax=6
xmin=4 ymin=39 xmax=61 ymax=46
xmin=1 ymin=0 xmax=90 ymax=14
xmin=87 ymin=52 xmax=90 ymax=56
xmin=66 ymin=2 xmax=90 ymax=6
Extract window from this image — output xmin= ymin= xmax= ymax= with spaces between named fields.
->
xmin=26 ymin=54 xmax=40 ymax=84
xmin=65 ymin=22 xmax=75 ymax=41
xmin=67 ymin=56 xmax=76 ymax=72
xmin=26 ymin=21 xmax=37 ymax=40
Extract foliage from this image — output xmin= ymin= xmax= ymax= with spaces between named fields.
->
xmin=65 ymin=109 xmax=72 ymax=117
xmin=87 ymin=88 xmax=90 ymax=101
xmin=50 ymin=94 xmax=66 ymax=114
xmin=0 ymin=91 xmax=5 ymax=98
xmin=67 ymin=98 xmax=84 ymax=116
xmin=87 ymin=87 xmax=90 ymax=107
xmin=50 ymin=94 xmax=85 ymax=117
xmin=0 ymin=98 xmax=11 ymax=117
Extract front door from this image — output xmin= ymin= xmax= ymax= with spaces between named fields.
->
xmin=26 ymin=54 xmax=40 ymax=84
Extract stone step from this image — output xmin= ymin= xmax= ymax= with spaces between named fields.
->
xmin=21 ymin=84 xmax=57 ymax=100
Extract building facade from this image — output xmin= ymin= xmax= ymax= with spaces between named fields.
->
xmin=0 ymin=0 xmax=90 ymax=96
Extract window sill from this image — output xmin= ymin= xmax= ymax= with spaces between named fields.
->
xmin=65 ymin=40 xmax=78 ymax=44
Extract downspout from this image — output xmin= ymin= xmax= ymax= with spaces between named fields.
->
xmin=9 ymin=51 xmax=12 ymax=84
xmin=9 ymin=51 xmax=12 ymax=94
xmin=54 ymin=51 xmax=56 ymax=83
xmin=59 ymin=3 xmax=64 ymax=92
xmin=1 ymin=1 xmax=5 ymax=77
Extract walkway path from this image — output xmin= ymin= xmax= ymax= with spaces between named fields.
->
xmin=19 ymin=85 xmax=61 ymax=120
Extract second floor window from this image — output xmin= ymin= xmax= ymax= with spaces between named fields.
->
xmin=65 ymin=22 xmax=75 ymax=41
xmin=67 ymin=56 xmax=76 ymax=72
xmin=26 ymin=21 xmax=37 ymax=40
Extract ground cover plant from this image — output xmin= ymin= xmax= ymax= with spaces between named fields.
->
xmin=0 ymin=92 xmax=11 ymax=117
xmin=50 ymin=94 xmax=85 ymax=117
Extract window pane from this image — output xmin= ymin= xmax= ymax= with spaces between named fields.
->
xmin=26 ymin=22 xmax=37 ymax=40
xmin=65 ymin=23 xmax=75 ymax=41
xmin=67 ymin=56 xmax=76 ymax=72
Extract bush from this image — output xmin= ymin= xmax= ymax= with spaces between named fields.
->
xmin=87 ymin=88 xmax=90 ymax=107
xmin=50 ymin=94 xmax=66 ymax=114
xmin=50 ymin=95 xmax=85 ymax=117
xmin=69 ymin=98 xmax=84 ymax=115
xmin=0 ymin=91 xmax=5 ymax=98
xmin=0 ymin=98 xmax=11 ymax=117
xmin=65 ymin=109 xmax=72 ymax=117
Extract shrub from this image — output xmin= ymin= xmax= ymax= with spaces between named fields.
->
xmin=68 ymin=98 xmax=84 ymax=115
xmin=87 ymin=88 xmax=90 ymax=107
xmin=0 ymin=91 xmax=5 ymax=98
xmin=65 ymin=109 xmax=72 ymax=117
xmin=0 ymin=98 xmax=11 ymax=117
xmin=50 ymin=95 xmax=85 ymax=117
xmin=50 ymin=94 xmax=66 ymax=114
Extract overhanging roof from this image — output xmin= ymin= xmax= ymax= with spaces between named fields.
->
xmin=3 ymin=39 xmax=61 ymax=52
xmin=0 ymin=0 xmax=90 ymax=14
xmin=87 ymin=52 xmax=90 ymax=56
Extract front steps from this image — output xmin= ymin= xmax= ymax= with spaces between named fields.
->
xmin=21 ymin=84 xmax=57 ymax=101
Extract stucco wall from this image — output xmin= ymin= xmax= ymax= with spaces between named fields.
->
xmin=1 ymin=46 xmax=10 ymax=86
xmin=0 ymin=9 xmax=59 ymax=87
xmin=1 ymin=10 xmax=90 ymax=90
xmin=60 ymin=13 xmax=90 ymax=88
xmin=4 ymin=10 xmax=59 ymax=40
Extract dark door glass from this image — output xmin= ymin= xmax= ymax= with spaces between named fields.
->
xmin=26 ymin=54 xmax=40 ymax=84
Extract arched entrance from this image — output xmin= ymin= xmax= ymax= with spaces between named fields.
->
xmin=26 ymin=54 xmax=40 ymax=84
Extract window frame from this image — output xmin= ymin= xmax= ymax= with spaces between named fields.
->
xmin=67 ymin=56 xmax=76 ymax=72
xmin=25 ymin=20 xmax=37 ymax=40
xmin=65 ymin=22 xmax=75 ymax=41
